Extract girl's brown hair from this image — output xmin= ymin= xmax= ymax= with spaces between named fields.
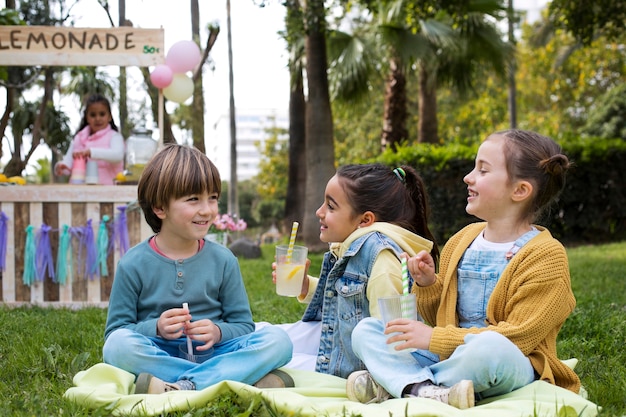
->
xmin=336 ymin=163 xmax=439 ymax=260
xmin=493 ymin=129 xmax=571 ymax=222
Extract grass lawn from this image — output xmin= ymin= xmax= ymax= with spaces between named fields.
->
xmin=0 ymin=241 xmax=623 ymax=416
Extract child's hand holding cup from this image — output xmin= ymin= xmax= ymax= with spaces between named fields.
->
xmin=275 ymin=244 xmax=308 ymax=297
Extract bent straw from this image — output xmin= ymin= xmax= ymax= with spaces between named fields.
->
xmin=286 ymin=221 xmax=299 ymax=263
xmin=182 ymin=302 xmax=193 ymax=360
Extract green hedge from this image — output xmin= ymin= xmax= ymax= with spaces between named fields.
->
xmin=378 ymin=136 xmax=626 ymax=245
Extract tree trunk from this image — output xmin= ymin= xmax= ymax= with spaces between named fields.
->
xmin=226 ymin=0 xmax=239 ymax=216
xmin=507 ymin=0 xmax=517 ymax=129
xmin=381 ymin=56 xmax=408 ymax=151
xmin=191 ymin=0 xmax=206 ymax=153
xmin=285 ymin=69 xmax=306 ymax=230
xmin=417 ymin=63 xmax=438 ymax=144
xmin=118 ymin=0 xmax=130 ymax=140
xmin=302 ymin=0 xmax=335 ymax=251
xmin=5 ymin=67 xmax=54 ymax=177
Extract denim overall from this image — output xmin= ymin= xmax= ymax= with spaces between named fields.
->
xmin=457 ymin=228 xmax=540 ymax=328
xmin=352 ymin=229 xmax=539 ymax=399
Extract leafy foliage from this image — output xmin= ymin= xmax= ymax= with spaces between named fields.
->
xmin=582 ymin=82 xmax=626 ymax=139
xmin=548 ymin=0 xmax=626 ymax=45
xmin=378 ymin=136 xmax=626 ymax=244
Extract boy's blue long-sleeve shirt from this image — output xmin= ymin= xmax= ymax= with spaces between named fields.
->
xmin=104 ymin=239 xmax=254 ymax=342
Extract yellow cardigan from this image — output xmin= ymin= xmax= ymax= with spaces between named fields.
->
xmin=415 ymin=222 xmax=581 ymax=393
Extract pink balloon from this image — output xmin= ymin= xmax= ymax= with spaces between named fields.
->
xmin=150 ymin=64 xmax=173 ymax=88
xmin=166 ymin=40 xmax=201 ymax=73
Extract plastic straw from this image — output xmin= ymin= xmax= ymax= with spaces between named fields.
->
xmin=401 ymin=257 xmax=412 ymax=319
xmin=286 ymin=221 xmax=299 ymax=263
xmin=182 ymin=302 xmax=193 ymax=359
xmin=401 ymin=257 xmax=409 ymax=295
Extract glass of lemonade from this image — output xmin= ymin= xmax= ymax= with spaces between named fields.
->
xmin=275 ymin=245 xmax=308 ymax=296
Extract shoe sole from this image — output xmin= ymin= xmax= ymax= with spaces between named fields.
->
xmin=134 ymin=373 xmax=152 ymax=394
xmin=346 ymin=370 xmax=389 ymax=403
xmin=346 ymin=371 xmax=367 ymax=402
xmin=254 ymin=369 xmax=295 ymax=388
xmin=450 ymin=380 xmax=475 ymax=409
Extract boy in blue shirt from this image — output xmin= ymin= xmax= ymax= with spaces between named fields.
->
xmin=103 ymin=144 xmax=293 ymax=394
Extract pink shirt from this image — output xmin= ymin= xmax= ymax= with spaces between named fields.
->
xmin=72 ymin=125 xmax=124 ymax=185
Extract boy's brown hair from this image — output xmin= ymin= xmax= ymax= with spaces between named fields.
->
xmin=138 ymin=144 xmax=221 ymax=233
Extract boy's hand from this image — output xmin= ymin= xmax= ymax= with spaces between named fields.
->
xmin=185 ymin=319 xmax=222 ymax=350
xmin=157 ymin=307 xmax=191 ymax=340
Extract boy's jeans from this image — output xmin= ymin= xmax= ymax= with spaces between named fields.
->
xmin=103 ymin=326 xmax=292 ymax=390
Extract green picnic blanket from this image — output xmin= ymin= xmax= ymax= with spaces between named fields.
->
xmin=64 ymin=360 xmax=599 ymax=416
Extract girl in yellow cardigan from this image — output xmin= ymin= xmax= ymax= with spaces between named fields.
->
xmin=347 ymin=129 xmax=579 ymax=409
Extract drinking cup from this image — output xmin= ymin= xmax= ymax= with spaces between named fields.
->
xmin=377 ymin=293 xmax=417 ymax=353
xmin=275 ymin=244 xmax=308 ymax=296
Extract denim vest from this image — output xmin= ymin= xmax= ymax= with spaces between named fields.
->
xmin=302 ymin=231 xmax=404 ymax=378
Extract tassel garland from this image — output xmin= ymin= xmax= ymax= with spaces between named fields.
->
xmin=35 ymin=224 xmax=55 ymax=282
xmin=23 ymin=225 xmax=36 ymax=285
xmin=83 ymin=219 xmax=98 ymax=280
xmin=7 ymin=204 xmax=132 ymax=286
xmin=0 ymin=211 xmax=8 ymax=272
xmin=97 ymin=215 xmax=110 ymax=277
xmin=56 ymin=225 xmax=71 ymax=285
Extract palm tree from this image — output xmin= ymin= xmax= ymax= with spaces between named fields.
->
xmin=329 ymin=0 xmax=511 ymax=146
xmin=301 ymin=0 xmax=336 ymax=250
xmin=283 ymin=1 xmax=307 ymax=231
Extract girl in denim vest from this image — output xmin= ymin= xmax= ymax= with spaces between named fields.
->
xmin=54 ymin=94 xmax=124 ymax=184
xmin=347 ymin=130 xmax=579 ymax=409
xmin=259 ymin=163 xmax=439 ymax=378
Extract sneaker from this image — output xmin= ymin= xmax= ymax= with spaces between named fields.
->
xmin=346 ymin=370 xmax=391 ymax=404
xmin=134 ymin=373 xmax=195 ymax=394
xmin=406 ymin=380 xmax=475 ymax=409
xmin=253 ymin=369 xmax=295 ymax=388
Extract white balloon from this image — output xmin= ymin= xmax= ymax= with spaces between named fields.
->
xmin=163 ymin=73 xmax=194 ymax=103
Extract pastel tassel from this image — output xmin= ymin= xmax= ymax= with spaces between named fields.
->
xmin=35 ymin=224 xmax=55 ymax=282
xmin=70 ymin=226 xmax=85 ymax=278
xmin=114 ymin=205 xmax=129 ymax=256
xmin=23 ymin=225 xmax=36 ymax=286
xmin=83 ymin=219 xmax=98 ymax=280
xmin=56 ymin=225 xmax=71 ymax=285
xmin=0 ymin=211 xmax=8 ymax=272
xmin=97 ymin=215 xmax=110 ymax=277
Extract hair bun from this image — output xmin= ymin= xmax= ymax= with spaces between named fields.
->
xmin=542 ymin=154 xmax=570 ymax=176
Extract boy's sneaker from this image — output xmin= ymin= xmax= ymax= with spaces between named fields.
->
xmin=253 ymin=369 xmax=295 ymax=388
xmin=134 ymin=373 xmax=195 ymax=394
xmin=346 ymin=370 xmax=391 ymax=404
xmin=405 ymin=380 xmax=475 ymax=409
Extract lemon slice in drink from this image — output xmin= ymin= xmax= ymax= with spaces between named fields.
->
xmin=287 ymin=265 xmax=304 ymax=280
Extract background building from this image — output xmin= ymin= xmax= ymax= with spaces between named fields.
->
xmin=208 ymin=108 xmax=288 ymax=181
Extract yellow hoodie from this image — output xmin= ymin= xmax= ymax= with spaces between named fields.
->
xmin=300 ymin=222 xmax=433 ymax=318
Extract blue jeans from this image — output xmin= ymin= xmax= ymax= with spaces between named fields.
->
xmin=103 ymin=326 xmax=292 ymax=390
xmin=352 ymin=318 xmax=535 ymax=400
